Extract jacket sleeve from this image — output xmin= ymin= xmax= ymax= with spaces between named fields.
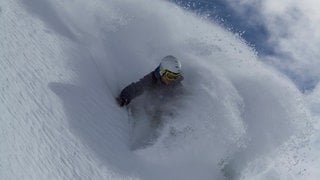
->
xmin=119 ymin=72 xmax=154 ymax=104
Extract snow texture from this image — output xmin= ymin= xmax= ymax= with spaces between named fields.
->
xmin=0 ymin=0 xmax=317 ymax=179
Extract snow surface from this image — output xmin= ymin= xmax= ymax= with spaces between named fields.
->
xmin=0 ymin=0 xmax=318 ymax=179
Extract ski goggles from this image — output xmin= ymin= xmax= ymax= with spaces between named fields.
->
xmin=162 ymin=70 xmax=181 ymax=81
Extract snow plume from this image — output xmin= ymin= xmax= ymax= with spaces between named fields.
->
xmin=0 ymin=0 xmax=314 ymax=179
xmin=223 ymin=0 xmax=320 ymax=92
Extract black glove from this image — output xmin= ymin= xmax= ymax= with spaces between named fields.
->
xmin=116 ymin=97 xmax=129 ymax=107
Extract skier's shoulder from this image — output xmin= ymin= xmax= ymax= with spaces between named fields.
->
xmin=135 ymin=70 xmax=157 ymax=86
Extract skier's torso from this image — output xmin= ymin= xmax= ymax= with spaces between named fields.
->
xmin=120 ymin=68 xmax=184 ymax=122
xmin=146 ymin=69 xmax=183 ymax=102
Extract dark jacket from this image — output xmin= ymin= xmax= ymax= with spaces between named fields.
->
xmin=119 ymin=67 xmax=184 ymax=105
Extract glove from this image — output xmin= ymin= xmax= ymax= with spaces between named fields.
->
xmin=116 ymin=97 xmax=129 ymax=107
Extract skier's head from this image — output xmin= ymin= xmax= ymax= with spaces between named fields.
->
xmin=158 ymin=55 xmax=182 ymax=85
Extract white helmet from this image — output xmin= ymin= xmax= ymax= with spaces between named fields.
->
xmin=159 ymin=55 xmax=182 ymax=76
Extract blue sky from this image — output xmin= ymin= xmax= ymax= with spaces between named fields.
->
xmin=171 ymin=0 xmax=320 ymax=92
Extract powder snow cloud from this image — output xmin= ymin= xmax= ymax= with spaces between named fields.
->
xmin=225 ymin=0 xmax=320 ymax=91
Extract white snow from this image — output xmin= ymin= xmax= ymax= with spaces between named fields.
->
xmin=0 ymin=0 xmax=318 ymax=179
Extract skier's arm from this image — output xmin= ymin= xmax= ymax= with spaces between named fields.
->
xmin=118 ymin=72 xmax=154 ymax=106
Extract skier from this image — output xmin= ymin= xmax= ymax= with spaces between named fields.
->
xmin=116 ymin=55 xmax=184 ymax=107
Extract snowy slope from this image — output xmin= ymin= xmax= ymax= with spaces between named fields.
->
xmin=0 ymin=0 xmax=316 ymax=179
